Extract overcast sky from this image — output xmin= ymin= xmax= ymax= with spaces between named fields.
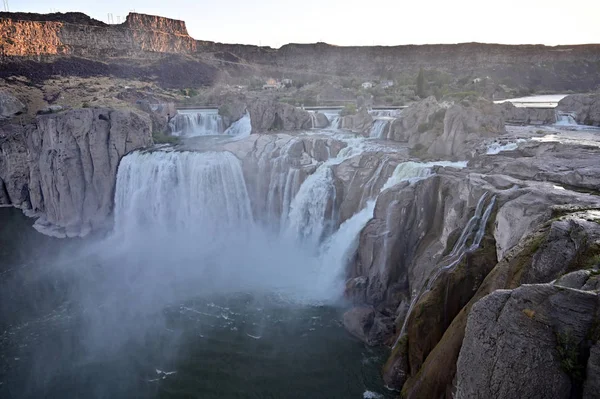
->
xmin=13 ymin=0 xmax=600 ymax=48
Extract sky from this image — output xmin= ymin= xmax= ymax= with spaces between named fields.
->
xmin=11 ymin=0 xmax=600 ymax=48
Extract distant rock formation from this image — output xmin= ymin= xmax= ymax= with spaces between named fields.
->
xmin=0 ymin=108 xmax=152 ymax=237
xmin=497 ymin=101 xmax=556 ymax=125
xmin=558 ymin=94 xmax=600 ymax=126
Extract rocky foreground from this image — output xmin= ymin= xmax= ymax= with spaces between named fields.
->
xmin=1 ymin=89 xmax=600 ymax=398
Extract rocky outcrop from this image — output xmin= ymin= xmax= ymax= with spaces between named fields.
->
xmin=340 ymin=108 xmax=373 ymax=135
xmin=247 ymin=99 xmax=312 ymax=133
xmin=0 ymin=108 xmax=152 ymax=237
xmin=497 ymin=101 xmax=556 ymax=125
xmin=428 ymin=99 xmax=505 ymax=158
xmin=0 ymin=91 xmax=25 ymax=120
xmin=387 ymin=96 xmax=444 ymax=143
xmin=343 ymin=306 xmax=394 ymax=346
xmin=219 ymin=101 xmax=247 ymax=129
xmin=312 ymin=112 xmax=329 ymax=129
xmin=456 ymin=284 xmax=599 ymax=399
xmin=557 ymin=94 xmax=600 ymax=126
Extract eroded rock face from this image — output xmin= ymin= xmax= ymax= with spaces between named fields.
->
xmin=0 ymin=92 xmax=25 ymax=120
xmin=340 ymin=108 xmax=373 ymax=135
xmin=247 ymin=99 xmax=312 ymax=133
xmin=387 ymin=96 xmax=444 ymax=143
xmin=558 ymin=94 xmax=600 ymax=126
xmin=428 ymin=100 xmax=505 ymax=158
xmin=456 ymin=285 xmax=599 ymax=399
xmin=0 ymin=108 xmax=152 ymax=237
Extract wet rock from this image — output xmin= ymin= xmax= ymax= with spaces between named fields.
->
xmin=555 ymin=270 xmax=592 ymax=289
xmin=557 ymin=94 xmax=600 ymax=126
xmin=342 ymin=306 xmax=394 ymax=346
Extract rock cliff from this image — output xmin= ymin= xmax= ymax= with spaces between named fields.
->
xmin=558 ymin=94 xmax=600 ymax=126
xmin=0 ymin=108 xmax=152 ymax=237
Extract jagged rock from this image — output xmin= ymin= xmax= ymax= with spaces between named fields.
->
xmin=555 ymin=270 xmax=593 ymax=289
xmin=25 ymin=108 xmax=152 ymax=237
xmin=387 ymin=96 xmax=444 ymax=143
xmin=340 ymin=107 xmax=373 ymax=135
xmin=342 ymin=306 xmax=394 ymax=346
xmin=557 ymin=94 xmax=600 ymax=126
xmin=455 ymin=284 xmax=598 ymax=399
xmin=247 ymin=99 xmax=311 ymax=133
xmin=0 ymin=92 xmax=25 ymax=120
xmin=428 ymin=99 xmax=505 ymax=158
xmin=497 ymin=101 xmax=556 ymax=125
xmin=219 ymin=101 xmax=247 ymax=128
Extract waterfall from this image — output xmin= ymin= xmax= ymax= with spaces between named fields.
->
xmin=555 ymin=111 xmax=578 ymax=126
xmin=369 ymin=110 xmax=400 ymax=118
xmin=169 ymin=110 xmax=225 ymax=137
xmin=394 ymin=192 xmax=496 ymax=346
xmin=369 ymin=119 xmax=390 ymax=139
xmin=381 ymin=161 xmax=468 ymax=191
xmin=309 ymin=112 xmax=318 ymax=128
xmin=114 ymin=150 xmax=254 ymax=239
xmin=323 ymin=110 xmax=341 ymax=129
xmin=224 ymin=112 xmax=252 ymax=138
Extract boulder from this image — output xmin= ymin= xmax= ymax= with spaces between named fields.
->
xmin=428 ymin=99 xmax=505 ymax=158
xmin=455 ymin=285 xmax=599 ymax=399
xmin=0 ymin=91 xmax=25 ymax=120
xmin=340 ymin=107 xmax=373 ymax=135
xmin=219 ymin=101 xmax=247 ymax=128
xmin=342 ymin=306 xmax=394 ymax=346
xmin=313 ymin=112 xmax=329 ymax=129
xmin=247 ymin=99 xmax=312 ymax=133
xmin=557 ymin=94 xmax=600 ymax=126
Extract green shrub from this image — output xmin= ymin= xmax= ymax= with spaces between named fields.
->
xmin=340 ymin=103 xmax=357 ymax=117
xmin=152 ymin=132 xmax=180 ymax=145
xmin=556 ymin=331 xmax=584 ymax=381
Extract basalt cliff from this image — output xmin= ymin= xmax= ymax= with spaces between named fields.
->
xmin=1 ymin=11 xmax=600 ymax=91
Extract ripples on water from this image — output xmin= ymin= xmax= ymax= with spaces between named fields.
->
xmin=0 ymin=208 xmax=391 ymax=399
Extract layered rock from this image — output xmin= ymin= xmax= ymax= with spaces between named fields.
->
xmin=557 ymin=94 xmax=600 ymax=126
xmin=0 ymin=108 xmax=152 ymax=237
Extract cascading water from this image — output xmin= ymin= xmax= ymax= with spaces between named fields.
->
xmin=224 ymin=112 xmax=252 ymax=138
xmin=381 ymin=161 xmax=468 ymax=191
xmin=486 ymin=139 xmax=526 ymax=154
xmin=369 ymin=110 xmax=401 ymax=118
xmin=555 ymin=111 xmax=578 ymax=126
xmin=169 ymin=110 xmax=225 ymax=137
xmin=322 ymin=110 xmax=341 ymax=129
xmin=369 ymin=119 xmax=391 ymax=139
xmin=393 ymin=192 xmax=497 ymax=347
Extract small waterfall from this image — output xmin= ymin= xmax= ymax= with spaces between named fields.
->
xmin=323 ymin=111 xmax=341 ymax=129
xmin=369 ymin=110 xmax=401 ymax=118
xmin=393 ymin=192 xmax=496 ymax=346
xmin=224 ymin=112 xmax=252 ymax=138
xmin=555 ymin=111 xmax=578 ymax=126
xmin=369 ymin=119 xmax=390 ymax=139
xmin=486 ymin=139 xmax=526 ymax=154
xmin=381 ymin=161 xmax=468 ymax=191
xmin=169 ymin=110 xmax=225 ymax=137
xmin=309 ymin=112 xmax=318 ymax=128
xmin=114 ymin=151 xmax=254 ymax=239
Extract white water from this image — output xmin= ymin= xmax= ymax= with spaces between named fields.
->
xmin=369 ymin=119 xmax=390 ymax=139
xmin=224 ymin=112 xmax=252 ymax=138
xmin=369 ymin=110 xmax=400 ymax=118
xmin=555 ymin=111 xmax=578 ymax=126
xmin=322 ymin=110 xmax=341 ymax=129
xmin=381 ymin=161 xmax=468 ymax=191
xmin=394 ymin=192 xmax=496 ymax=345
xmin=169 ymin=110 xmax=225 ymax=137
xmin=486 ymin=139 xmax=526 ymax=154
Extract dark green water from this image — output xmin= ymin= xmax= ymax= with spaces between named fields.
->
xmin=0 ymin=208 xmax=392 ymax=399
